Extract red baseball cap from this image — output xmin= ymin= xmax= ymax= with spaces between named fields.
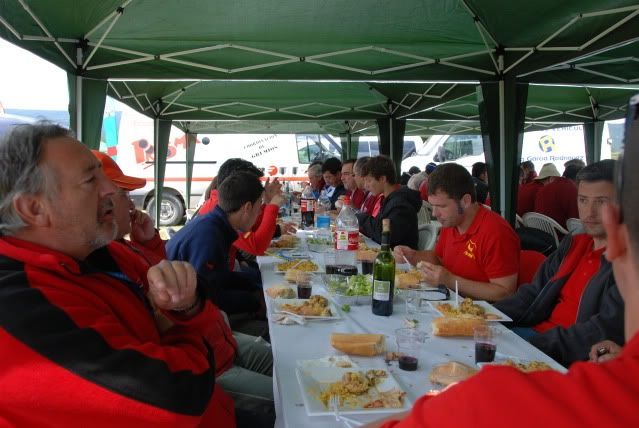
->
xmin=92 ymin=150 xmax=146 ymax=190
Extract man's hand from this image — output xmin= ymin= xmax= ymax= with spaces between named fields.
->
xmin=393 ymin=245 xmax=417 ymax=265
xmin=418 ymin=261 xmax=453 ymax=287
xmin=589 ymin=340 xmax=622 ymax=363
xmin=147 ymin=260 xmax=198 ymax=311
xmin=263 ymin=177 xmax=282 ymax=202
xmin=130 ymin=209 xmax=157 ymax=243
xmin=268 ymin=193 xmax=285 ymax=207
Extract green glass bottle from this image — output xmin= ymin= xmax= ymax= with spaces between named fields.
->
xmin=372 ymin=218 xmax=395 ymax=316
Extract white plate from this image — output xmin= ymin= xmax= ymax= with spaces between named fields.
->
xmin=279 ymin=250 xmax=311 ymax=260
xmin=271 ymin=298 xmax=341 ymax=320
xmin=428 ymin=300 xmax=513 ymax=322
xmin=296 ymin=366 xmax=412 ymax=416
xmin=477 ymin=352 xmax=567 ymax=373
xmin=297 ymin=356 xmax=358 ymax=369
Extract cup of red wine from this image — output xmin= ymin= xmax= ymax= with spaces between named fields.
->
xmin=360 ymin=260 xmax=374 ymax=275
xmin=395 ymin=328 xmax=427 ymax=371
xmin=296 ymin=272 xmax=313 ymax=299
xmin=474 ymin=325 xmax=497 ymax=364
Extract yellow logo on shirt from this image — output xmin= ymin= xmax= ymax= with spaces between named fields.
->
xmin=464 ymin=239 xmax=477 ymax=260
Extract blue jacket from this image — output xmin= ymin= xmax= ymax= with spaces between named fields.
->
xmin=167 ymin=205 xmax=260 ymax=315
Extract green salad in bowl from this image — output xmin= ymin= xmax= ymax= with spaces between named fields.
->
xmin=323 ymin=274 xmax=372 ymax=305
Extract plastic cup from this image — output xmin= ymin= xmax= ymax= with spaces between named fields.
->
xmin=296 ymin=272 xmax=312 ymax=299
xmin=360 ymin=260 xmax=374 ymax=275
xmin=405 ymin=290 xmax=420 ymax=315
xmin=324 ymin=252 xmax=337 ymax=273
xmin=474 ymin=325 xmax=497 ymax=364
xmin=395 ymin=328 xmax=427 ymax=371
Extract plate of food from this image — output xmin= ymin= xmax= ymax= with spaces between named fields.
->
xmin=395 ymin=269 xmax=428 ymax=290
xmin=275 ymin=259 xmax=319 ymax=273
xmin=278 ymin=249 xmax=311 ymax=260
xmin=477 ymin=353 xmax=566 ymax=373
xmin=296 ymin=367 xmax=411 ymax=416
xmin=429 ymin=297 xmax=512 ymax=322
xmin=307 ymin=237 xmax=334 ymax=253
xmin=356 ymin=248 xmax=379 ymax=262
xmin=271 ymin=295 xmax=340 ymax=319
xmin=269 ymin=235 xmax=299 ymax=249
xmin=265 ymin=285 xmax=297 ymax=299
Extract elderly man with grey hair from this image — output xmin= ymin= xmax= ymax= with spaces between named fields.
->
xmin=306 ymin=161 xmax=325 ymax=199
xmin=0 ymin=122 xmax=236 ymax=426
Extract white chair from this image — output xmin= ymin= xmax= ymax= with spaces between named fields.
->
xmin=566 ymin=218 xmax=584 ymax=235
xmin=515 ymin=214 xmax=524 ymax=229
xmin=417 ymin=201 xmax=431 ymax=225
xmin=417 ymin=223 xmax=439 ymax=251
xmin=522 ymin=212 xmax=569 ymax=247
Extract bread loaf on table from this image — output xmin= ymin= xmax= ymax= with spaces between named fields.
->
xmin=432 ymin=316 xmax=486 ymax=337
xmin=330 ymin=333 xmax=385 ymax=356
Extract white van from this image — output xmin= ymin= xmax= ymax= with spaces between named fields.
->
xmin=107 ymin=108 xmax=356 ymax=224
xmin=401 ymin=124 xmax=613 ymax=176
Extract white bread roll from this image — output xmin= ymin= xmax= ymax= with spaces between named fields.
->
xmin=432 ymin=316 xmax=486 ymax=337
xmin=330 ymin=333 xmax=385 ymax=356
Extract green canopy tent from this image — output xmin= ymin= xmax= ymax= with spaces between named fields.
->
xmin=2 ymin=0 xmax=639 ymax=223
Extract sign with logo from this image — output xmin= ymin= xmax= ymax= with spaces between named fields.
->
xmin=538 ymin=135 xmax=556 ymax=153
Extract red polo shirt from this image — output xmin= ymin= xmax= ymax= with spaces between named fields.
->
xmin=534 ymin=236 xmax=605 ymax=333
xmin=348 ymin=188 xmax=367 ymax=211
xmin=361 ymin=193 xmax=384 ymax=217
xmin=534 ymin=177 xmax=578 ymax=228
xmin=435 ymin=206 xmax=520 ymax=283
xmin=517 ymin=181 xmax=543 ymax=216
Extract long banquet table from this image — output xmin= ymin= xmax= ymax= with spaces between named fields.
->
xmin=258 ymin=231 xmax=565 ymax=428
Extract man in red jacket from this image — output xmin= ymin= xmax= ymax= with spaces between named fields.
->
xmin=0 ymin=123 xmax=235 ymax=427
xmin=97 ymin=151 xmax=275 ymax=421
xmin=369 ymin=95 xmax=639 ymax=428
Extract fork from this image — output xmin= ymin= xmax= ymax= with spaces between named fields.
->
xmin=329 ymin=395 xmax=363 ymax=427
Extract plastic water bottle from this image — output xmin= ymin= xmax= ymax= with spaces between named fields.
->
xmin=335 ymin=195 xmax=359 ymax=266
xmin=316 ymin=190 xmax=331 ymax=229
xmin=300 ymin=185 xmax=315 ymax=229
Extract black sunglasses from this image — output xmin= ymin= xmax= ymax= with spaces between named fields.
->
xmin=618 ymin=94 xmax=639 ymax=223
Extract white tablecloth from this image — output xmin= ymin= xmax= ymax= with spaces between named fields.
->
xmin=258 ymin=233 xmax=563 ymax=428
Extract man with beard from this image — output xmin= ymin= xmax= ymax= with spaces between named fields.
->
xmin=494 ymin=160 xmax=624 ymax=367
xmin=395 ymin=163 xmax=520 ymax=302
xmin=0 ymin=123 xmax=234 ymax=427
xmin=364 ymin=94 xmax=639 ymax=428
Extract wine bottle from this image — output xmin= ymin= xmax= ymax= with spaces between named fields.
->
xmin=372 ymin=218 xmax=395 ymax=316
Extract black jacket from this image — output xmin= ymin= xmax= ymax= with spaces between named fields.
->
xmin=494 ymin=234 xmax=625 ymax=367
xmin=329 ymin=184 xmax=347 ymax=210
xmin=356 ymin=187 xmax=422 ymax=249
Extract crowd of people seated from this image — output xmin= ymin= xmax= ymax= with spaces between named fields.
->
xmin=0 ymin=121 xmax=634 ymax=427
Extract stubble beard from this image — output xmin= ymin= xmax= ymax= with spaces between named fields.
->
xmin=89 ymin=218 xmax=118 ymax=250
